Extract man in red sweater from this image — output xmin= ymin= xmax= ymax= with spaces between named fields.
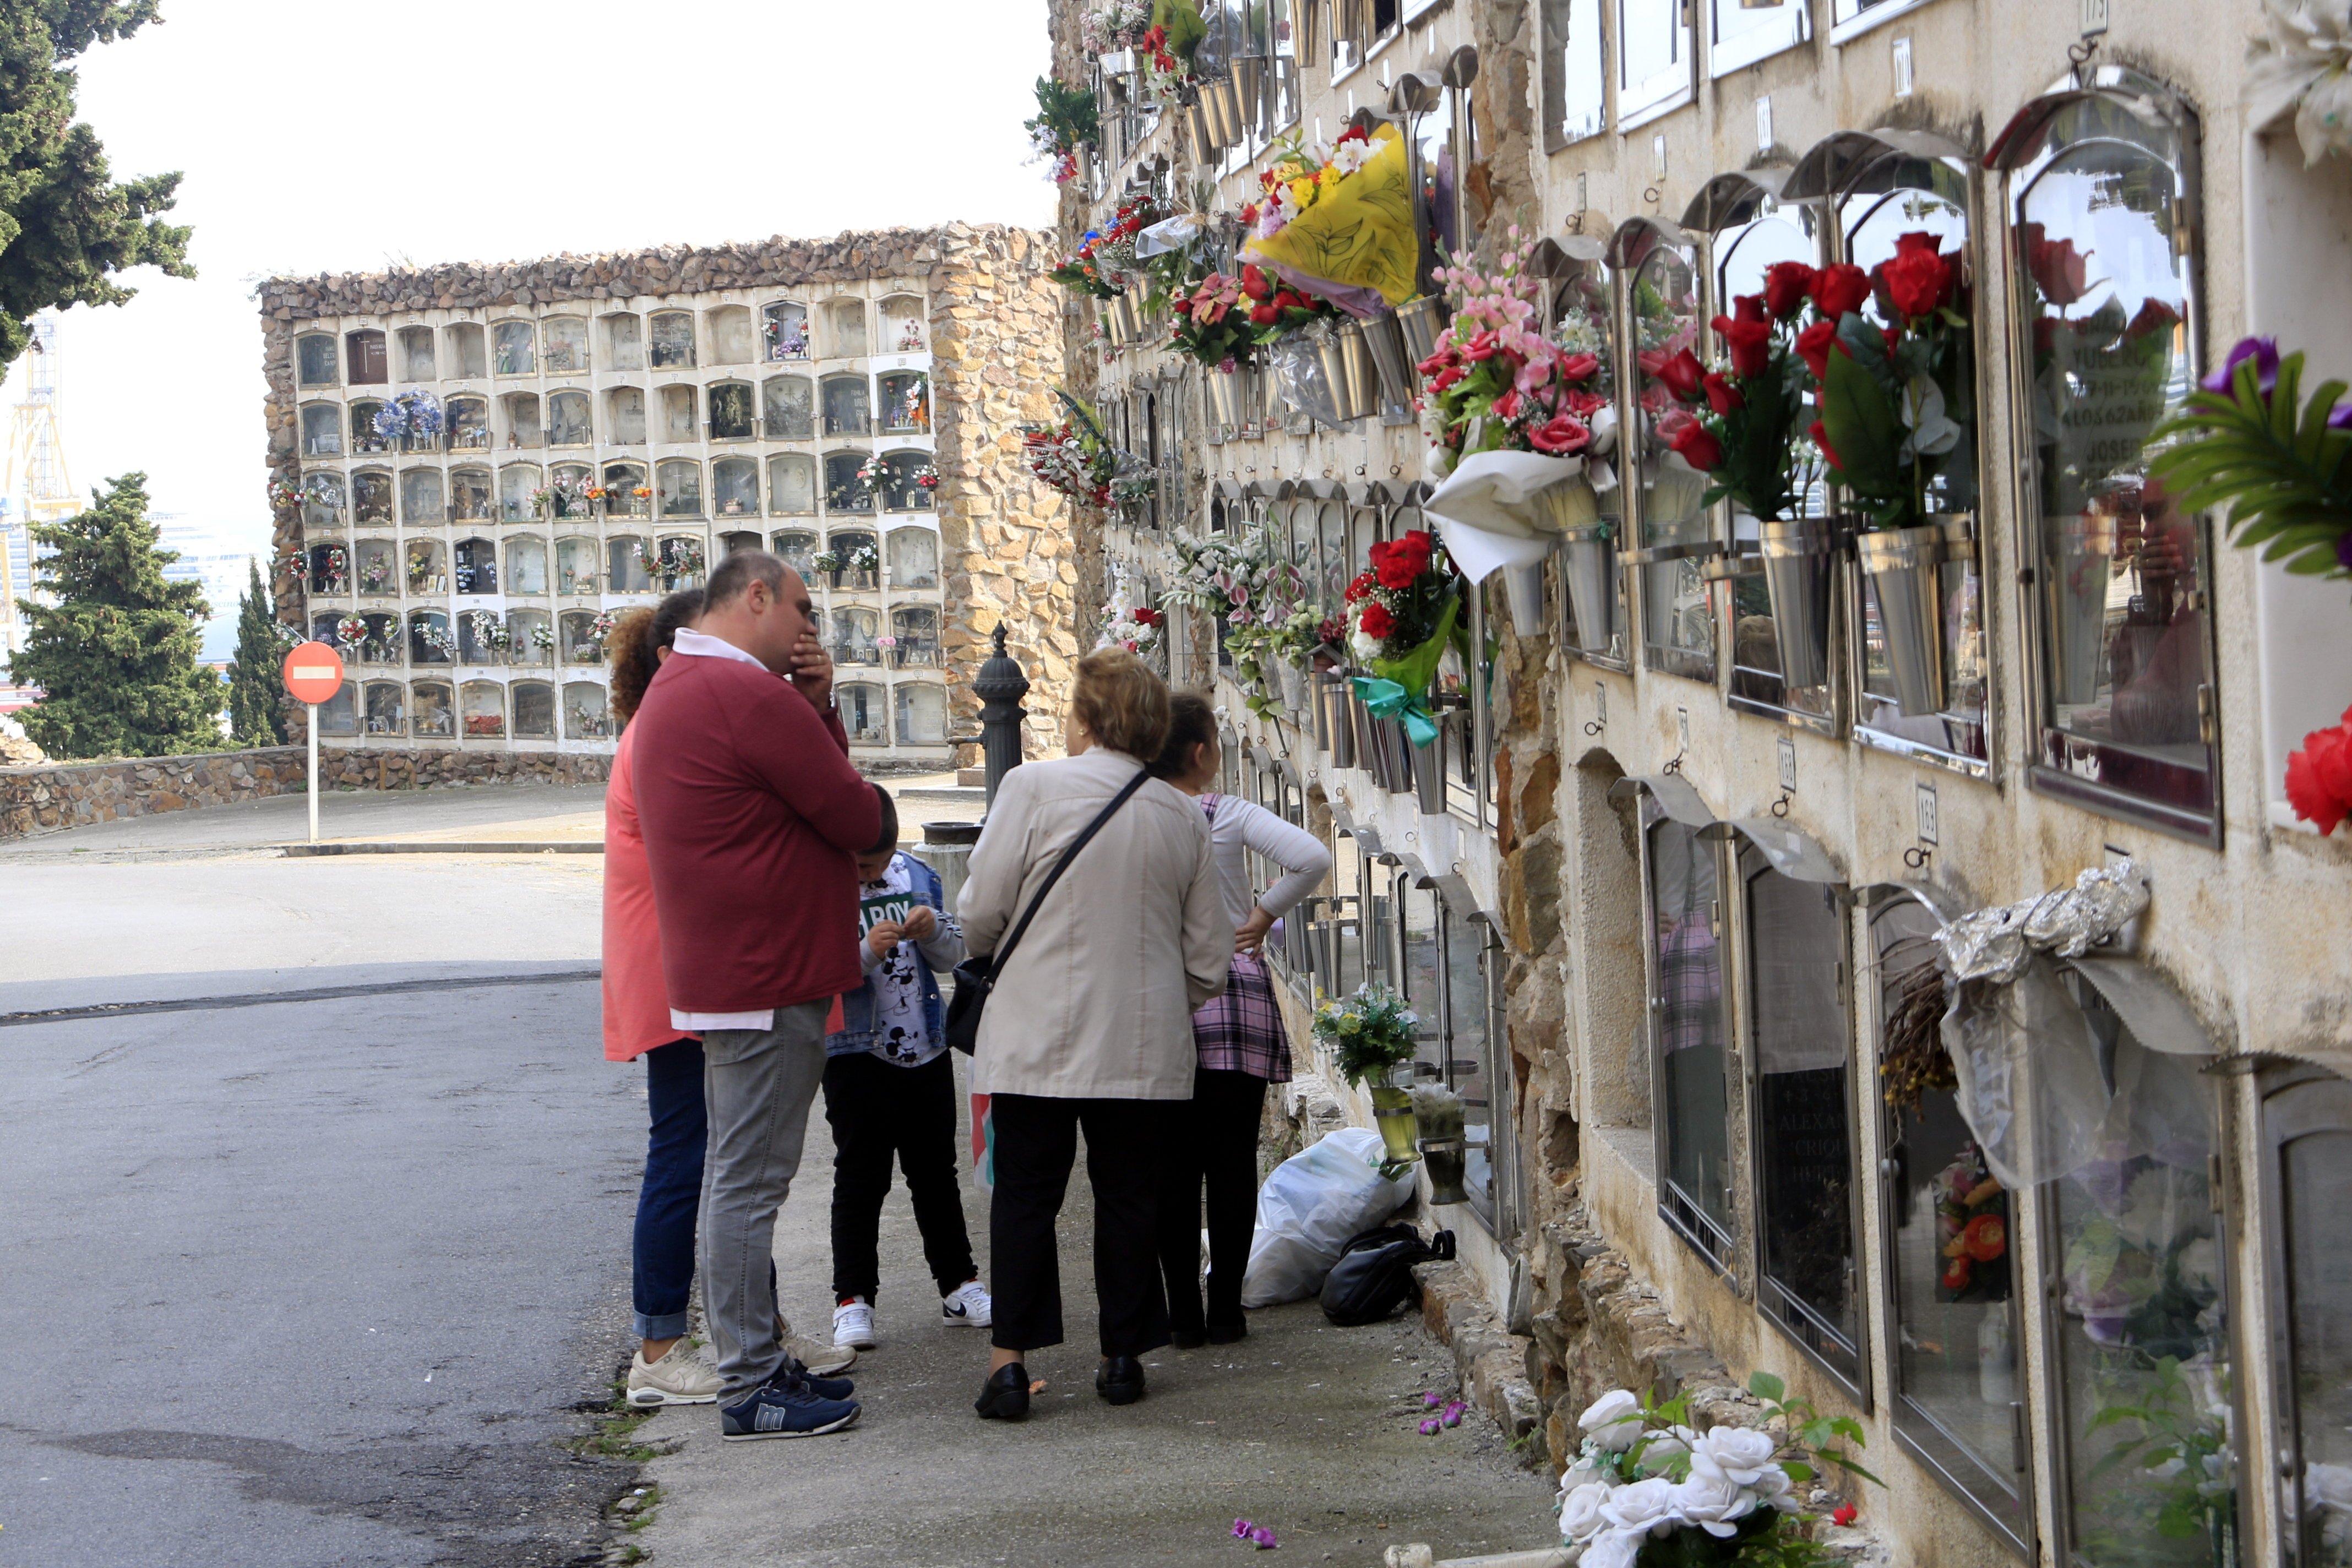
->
xmin=631 ymin=549 xmax=881 ymax=1440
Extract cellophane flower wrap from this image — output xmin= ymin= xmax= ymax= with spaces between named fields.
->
xmin=1556 ymin=1374 xmax=1880 ymax=1568
xmin=1419 ymin=231 xmax=1611 ymax=478
xmin=1782 ymin=237 xmax=1983 ymax=531
xmin=1311 ymin=982 xmax=1419 ymax=1088
xmin=1021 ymin=389 xmax=1124 ymax=507
xmin=1239 ymin=124 xmax=1418 ymax=310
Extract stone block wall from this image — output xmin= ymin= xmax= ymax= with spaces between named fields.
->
xmin=0 ymin=745 xmax=609 ymax=844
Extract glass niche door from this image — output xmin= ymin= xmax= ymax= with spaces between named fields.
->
xmin=1624 ymin=232 xmax=1717 ymax=683
xmin=2261 ymin=1068 xmax=2352 ymax=1568
xmin=1643 ymin=809 xmax=1735 ymax=1271
xmin=1871 ymin=894 xmax=2033 ymax=1554
xmin=1741 ymin=847 xmax=1864 ymax=1393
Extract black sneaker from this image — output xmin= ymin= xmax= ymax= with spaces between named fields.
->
xmin=720 ymin=1373 xmax=861 ymax=1441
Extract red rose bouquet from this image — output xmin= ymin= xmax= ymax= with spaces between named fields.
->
xmin=2283 ymin=704 xmax=2352 ymax=835
xmin=1417 ymin=231 xmax=1611 ymax=475
xmin=1168 ymin=264 xmax=1332 ymax=369
xmin=1641 ymin=262 xmax=1813 ymax=521
xmin=1344 ymin=530 xmax=1468 ymax=745
xmin=1801 ymin=233 xmax=1980 ymax=531
xmin=1021 ymin=388 xmax=1123 ymax=507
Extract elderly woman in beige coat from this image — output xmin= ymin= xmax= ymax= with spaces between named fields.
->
xmin=957 ymin=648 xmax=1230 ymax=1422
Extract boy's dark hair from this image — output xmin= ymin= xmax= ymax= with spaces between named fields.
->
xmin=865 ymin=783 xmax=899 ymax=857
xmin=1150 ymin=690 xmax=1219 ymax=780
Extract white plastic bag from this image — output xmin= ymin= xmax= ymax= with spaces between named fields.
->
xmin=1239 ymin=1126 xmax=1417 ymax=1308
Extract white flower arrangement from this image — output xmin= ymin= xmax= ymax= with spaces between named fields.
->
xmin=1094 ymin=580 xmax=1163 ymax=653
xmin=1555 ymin=1375 xmax=1877 ymax=1567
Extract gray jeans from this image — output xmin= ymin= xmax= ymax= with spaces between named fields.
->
xmin=699 ymin=1000 xmax=829 ymax=1402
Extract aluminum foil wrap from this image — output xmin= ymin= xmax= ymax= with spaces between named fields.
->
xmin=1934 ymin=858 xmax=2150 ymax=984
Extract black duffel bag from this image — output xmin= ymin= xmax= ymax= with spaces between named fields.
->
xmin=1319 ymin=1224 xmax=1456 ymax=1327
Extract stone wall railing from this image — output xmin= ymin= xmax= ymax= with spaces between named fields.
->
xmin=0 ymin=747 xmax=610 ymax=843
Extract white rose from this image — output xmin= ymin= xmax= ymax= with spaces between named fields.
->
xmin=1598 ymin=1476 xmax=1683 ymax=1537
xmin=1559 ymin=1481 xmax=1613 ymax=1543
xmin=1636 ymin=1424 xmax=1696 ymax=1474
xmin=1689 ymin=1426 xmax=1779 ymax=1488
xmin=1578 ymin=1390 xmax=1645 ymax=1452
xmin=1577 ymin=1530 xmax=1643 ymax=1568
xmin=1668 ymin=1472 xmax=1757 ymax=1538
xmin=1748 ymin=1464 xmax=1799 ymax=1512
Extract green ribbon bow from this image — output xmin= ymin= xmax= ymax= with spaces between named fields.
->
xmin=1353 ymin=675 xmax=1440 ymax=748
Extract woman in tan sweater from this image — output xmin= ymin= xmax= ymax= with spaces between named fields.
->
xmin=956 ymin=649 xmax=1231 ymax=1420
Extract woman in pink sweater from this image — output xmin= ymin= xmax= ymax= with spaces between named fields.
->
xmin=603 ymin=591 xmax=852 ymax=1407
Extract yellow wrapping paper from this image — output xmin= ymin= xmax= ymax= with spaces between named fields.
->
xmin=1241 ymin=125 xmax=1418 ymax=307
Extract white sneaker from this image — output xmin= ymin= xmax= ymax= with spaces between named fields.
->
xmin=626 ymin=1341 xmax=723 ymax=1406
xmin=941 ymin=1279 xmax=994 ymax=1328
xmin=832 ymin=1298 xmax=878 ymax=1350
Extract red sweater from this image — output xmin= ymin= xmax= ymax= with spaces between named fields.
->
xmin=628 ymin=651 xmax=881 ymax=1016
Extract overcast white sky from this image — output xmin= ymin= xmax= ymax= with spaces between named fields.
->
xmin=15 ymin=0 xmax=1055 ymax=554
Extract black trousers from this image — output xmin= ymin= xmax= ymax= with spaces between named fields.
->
xmin=820 ymin=1049 xmax=977 ymax=1305
xmin=1154 ymin=1068 xmax=1269 ymax=1333
xmin=988 ymin=1093 xmax=1174 ymax=1357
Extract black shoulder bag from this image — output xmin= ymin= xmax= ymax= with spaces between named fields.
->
xmin=944 ymin=768 xmax=1152 ymax=1056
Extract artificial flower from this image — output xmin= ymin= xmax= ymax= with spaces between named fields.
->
xmin=1578 ymin=1390 xmax=1645 ymax=1452
xmin=1654 ymin=347 xmax=1706 ymax=402
xmin=1810 ymin=263 xmax=1871 ymax=319
xmin=1714 ymin=310 xmax=1774 ymax=379
xmin=1661 ymin=410 xmax=1723 ymax=471
xmin=2285 ymin=710 xmax=2352 ymax=834
xmin=1559 ymin=1481 xmax=1613 ymax=1541
xmin=1527 ymin=412 xmax=1593 ymax=455
xmin=1578 ymin=1533 xmax=1643 ymax=1568
xmin=1667 ymin=1472 xmax=1758 ymax=1538
xmin=1883 ymin=244 xmax=1954 ymax=320
xmin=1762 ymin=263 xmax=1816 ymax=320
xmin=1687 ymin=1427 xmax=1779 ymax=1490
xmin=1807 ymin=419 xmax=1844 ymax=473
xmin=1703 ymin=372 xmax=1743 ymax=415
xmin=1796 ymin=320 xmax=1839 ymax=380
xmin=1832 ymin=1504 xmax=1859 ymax=1527
xmin=1597 ymin=1477 xmax=1683 ymax=1536
xmin=1357 ymin=601 xmax=1396 ymax=639
xmin=2202 ymin=334 xmax=2282 ymax=395
xmin=1963 ymin=1212 xmax=2007 ymax=1262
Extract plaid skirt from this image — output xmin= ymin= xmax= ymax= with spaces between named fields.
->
xmin=1192 ymin=949 xmax=1292 ymax=1082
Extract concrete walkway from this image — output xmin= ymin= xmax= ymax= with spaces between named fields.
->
xmin=636 ymin=1053 xmax=1560 ymax=1567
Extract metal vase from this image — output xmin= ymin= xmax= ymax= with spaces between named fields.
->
xmin=1320 ymin=673 xmax=1356 ymax=767
xmin=1758 ymin=518 xmax=1838 ymax=690
xmin=1309 ymin=328 xmax=1352 ymax=423
xmin=1205 ymin=365 xmax=1244 ymax=427
xmin=1855 ymin=522 xmax=1950 ymax=717
xmin=1334 ymin=319 xmax=1381 ymax=422
xmin=1309 ymin=669 xmax=1332 ymax=748
xmin=1275 ymin=658 xmax=1308 ymax=716
xmin=1199 ymin=75 xmax=1242 ymax=149
xmin=2049 ymin=514 xmax=2118 ymax=706
xmin=1411 ymin=722 xmax=1448 ymax=813
xmin=1395 ymin=295 xmax=1447 ymax=367
xmin=1502 ymin=562 xmax=1548 ymax=637
xmin=1232 ymin=57 xmax=1265 ymax=136
xmin=1109 ymin=293 xmax=1141 ymax=347
xmin=1558 ymin=526 xmax=1617 ymax=656
xmin=1362 ymin=311 xmax=1414 ymax=409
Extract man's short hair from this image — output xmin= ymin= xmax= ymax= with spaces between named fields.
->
xmin=705 ymin=548 xmax=791 ymax=608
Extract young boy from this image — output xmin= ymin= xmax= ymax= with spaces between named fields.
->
xmin=824 ymin=786 xmax=993 ymax=1350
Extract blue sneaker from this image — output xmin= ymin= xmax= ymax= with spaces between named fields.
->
xmin=720 ymin=1369 xmax=861 ymax=1441
xmin=781 ymin=1357 xmax=854 ymax=1401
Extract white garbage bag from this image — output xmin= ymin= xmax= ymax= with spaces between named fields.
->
xmin=1239 ymin=1126 xmax=1417 ymax=1308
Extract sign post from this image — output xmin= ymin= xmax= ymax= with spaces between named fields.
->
xmin=281 ymin=641 xmax=345 ymax=844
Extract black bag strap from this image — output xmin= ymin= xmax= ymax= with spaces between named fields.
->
xmin=983 ymin=766 xmax=1152 ymax=978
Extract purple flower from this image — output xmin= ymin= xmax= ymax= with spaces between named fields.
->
xmin=2331 ymin=400 xmax=2352 ymax=431
xmin=1233 ymin=1520 xmax=1255 ymax=1539
xmin=1419 ymin=1418 xmax=1440 ymax=1435
xmin=2337 ymin=533 xmax=2352 ymax=572
xmin=2203 ymin=336 xmax=2279 ymax=396
xmin=1442 ymin=1401 xmax=1467 ymax=1428
xmin=1423 ymin=1392 xmax=1442 ymax=1408
xmin=1249 ymin=1525 xmax=1278 ymax=1549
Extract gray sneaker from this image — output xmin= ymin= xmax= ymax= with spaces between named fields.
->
xmin=627 ymin=1342 xmax=722 ymax=1407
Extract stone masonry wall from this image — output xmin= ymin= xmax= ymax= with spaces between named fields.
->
xmin=0 ymin=746 xmax=609 ymax=844
xmin=255 ymin=225 xmax=1077 ymax=750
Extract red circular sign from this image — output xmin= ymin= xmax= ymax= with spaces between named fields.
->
xmin=281 ymin=641 xmax=346 ymax=705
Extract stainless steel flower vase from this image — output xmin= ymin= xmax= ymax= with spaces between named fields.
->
xmin=1411 ymin=722 xmax=1448 ymax=813
xmin=1855 ymin=520 xmax=1953 ymax=718
xmin=1309 ymin=328 xmax=1354 ymax=424
xmin=1334 ymin=319 xmax=1381 ymax=422
xmin=1558 ymin=526 xmax=1617 ymax=656
xmin=1199 ymin=76 xmax=1243 ymax=149
xmin=1320 ymin=672 xmax=1356 ymax=767
xmin=2049 ymin=514 xmax=2118 ymax=706
xmin=1205 ymin=364 xmax=1244 ymax=427
xmin=1759 ymin=518 xmax=1838 ymax=690
xmin=1362 ymin=311 xmax=1415 ymax=409
xmin=1395 ymin=295 xmax=1448 ymax=367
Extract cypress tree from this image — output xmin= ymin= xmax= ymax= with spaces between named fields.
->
xmin=225 ymin=558 xmax=287 ymax=745
xmin=13 ymin=472 xmax=222 ymax=759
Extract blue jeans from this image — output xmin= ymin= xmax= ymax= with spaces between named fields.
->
xmin=633 ymin=1039 xmax=706 ymax=1341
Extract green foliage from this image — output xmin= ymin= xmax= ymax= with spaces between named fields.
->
xmin=0 ymin=0 xmax=195 ymax=372
xmin=1746 ymin=1370 xmax=1882 ymax=1488
xmin=1025 ymin=76 xmax=1098 ymax=157
xmin=14 ymin=472 xmax=223 ymax=759
xmin=1150 ymin=0 xmax=1205 ymax=62
xmin=225 ymin=559 xmax=287 ymax=746
xmin=1312 ymin=982 xmax=1420 ymax=1087
xmin=2149 ymin=351 xmax=2352 ymax=582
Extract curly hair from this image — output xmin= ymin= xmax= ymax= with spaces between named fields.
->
xmin=1070 ymin=646 xmax=1171 ymax=761
xmin=609 ymin=588 xmax=704 ymax=723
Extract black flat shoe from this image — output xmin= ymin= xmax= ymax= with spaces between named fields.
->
xmin=976 ymin=1363 xmax=1031 ymax=1421
xmin=1169 ymin=1327 xmax=1207 ymax=1349
xmin=1207 ymin=1320 xmax=1248 ymax=1345
xmin=1096 ymin=1354 xmax=1146 ymax=1405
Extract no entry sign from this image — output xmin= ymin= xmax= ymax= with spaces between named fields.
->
xmin=281 ymin=642 xmax=345 ymax=705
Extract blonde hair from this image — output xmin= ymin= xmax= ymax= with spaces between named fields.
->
xmin=1070 ymin=646 xmax=1172 ymax=761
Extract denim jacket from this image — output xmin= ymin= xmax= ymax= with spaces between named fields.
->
xmin=825 ymin=852 xmax=961 ymax=1060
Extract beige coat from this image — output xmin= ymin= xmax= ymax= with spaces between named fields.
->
xmin=957 ymin=747 xmax=1230 ymax=1100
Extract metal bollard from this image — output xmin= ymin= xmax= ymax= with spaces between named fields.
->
xmin=972 ymin=624 xmax=1030 ymax=811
